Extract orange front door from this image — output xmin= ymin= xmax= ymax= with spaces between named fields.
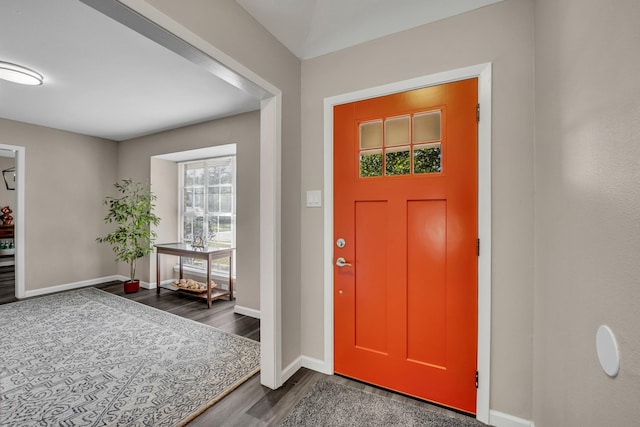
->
xmin=333 ymin=78 xmax=478 ymax=413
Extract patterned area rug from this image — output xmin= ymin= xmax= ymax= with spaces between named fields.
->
xmin=0 ymin=288 xmax=260 ymax=426
xmin=280 ymin=380 xmax=485 ymax=427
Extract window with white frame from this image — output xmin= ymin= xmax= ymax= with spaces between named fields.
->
xmin=179 ymin=155 xmax=236 ymax=274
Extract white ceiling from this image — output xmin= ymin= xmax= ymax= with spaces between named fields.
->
xmin=0 ymin=0 xmax=503 ymax=141
xmin=0 ymin=0 xmax=260 ymax=141
xmin=235 ymin=0 xmax=505 ymax=59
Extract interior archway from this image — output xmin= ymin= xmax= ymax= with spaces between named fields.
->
xmin=80 ymin=0 xmax=284 ymax=389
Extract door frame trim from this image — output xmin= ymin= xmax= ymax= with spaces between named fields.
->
xmin=322 ymin=63 xmax=492 ymax=423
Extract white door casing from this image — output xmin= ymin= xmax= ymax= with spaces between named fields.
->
xmin=322 ymin=63 xmax=492 ymax=423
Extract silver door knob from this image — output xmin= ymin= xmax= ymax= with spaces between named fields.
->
xmin=336 ymin=257 xmax=352 ymax=267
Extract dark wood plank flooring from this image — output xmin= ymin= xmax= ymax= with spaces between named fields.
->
xmin=94 ymin=281 xmax=261 ymax=342
xmin=0 ymin=265 xmax=17 ymax=305
xmin=2 ymin=279 xmax=482 ymax=426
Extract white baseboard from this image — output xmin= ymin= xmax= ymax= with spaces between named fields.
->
xmin=276 ymin=355 xmax=332 ymax=386
xmin=282 ymin=356 xmax=302 ymax=384
xmin=301 ymin=355 xmax=332 ymax=375
xmin=23 ymin=275 xmax=125 ymax=298
xmin=143 ymin=278 xmax=176 ymax=290
xmin=489 ymin=410 xmax=535 ymax=427
xmin=234 ymin=305 xmax=260 ymax=319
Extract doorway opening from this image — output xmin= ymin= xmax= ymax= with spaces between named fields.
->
xmin=82 ymin=0 xmax=283 ymax=389
xmin=0 ymin=145 xmax=25 ymax=302
xmin=0 ymin=150 xmax=15 ymax=303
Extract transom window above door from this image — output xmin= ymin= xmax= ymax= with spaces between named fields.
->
xmin=358 ymin=110 xmax=442 ymax=178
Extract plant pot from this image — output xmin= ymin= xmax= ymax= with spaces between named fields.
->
xmin=123 ymin=280 xmax=140 ymax=294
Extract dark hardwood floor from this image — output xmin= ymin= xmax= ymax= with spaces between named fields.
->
xmin=0 ymin=265 xmax=17 ymax=305
xmin=2 ymin=278 xmax=481 ymax=426
xmin=94 ymin=281 xmax=261 ymax=342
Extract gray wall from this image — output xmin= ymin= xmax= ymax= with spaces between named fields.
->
xmin=150 ymin=157 xmax=179 ymax=283
xmin=533 ymin=0 xmax=640 ymax=425
xmin=301 ymin=0 xmax=535 ymax=420
xmin=119 ymin=111 xmax=261 ymax=311
xmin=0 ymin=118 xmax=118 ymax=290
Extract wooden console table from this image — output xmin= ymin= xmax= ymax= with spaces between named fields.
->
xmin=155 ymin=243 xmax=234 ymax=309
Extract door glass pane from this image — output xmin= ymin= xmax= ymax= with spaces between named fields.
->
xmin=413 ymin=143 xmax=441 ymax=174
xmin=360 ymin=120 xmax=383 ymax=149
xmin=385 ymin=146 xmax=411 ymax=176
xmin=357 ymin=110 xmax=443 ymax=179
xmin=413 ymin=111 xmax=441 ymax=143
xmin=385 ymin=115 xmax=410 ymax=147
xmin=360 ymin=149 xmax=383 ymax=177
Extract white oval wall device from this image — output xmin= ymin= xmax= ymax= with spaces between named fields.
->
xmin=596 ymin=325 xmax=619 ymax=377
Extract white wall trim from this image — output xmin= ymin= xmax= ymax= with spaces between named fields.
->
xmin=281 ymin=356 xmax=302 ymax=384
xmin=259 ymin=94 xmax=283 ymax=388
xmin=140 ymin=278 xmax=162 ymax=290
xmin=489 ymin=410 xmax=535 ymax=427
xmin=476 ymin=63 xmax=493 ymax=425
xmin=282 ymin=355 xmax=330 ymax=384
xmin=322 ymin=63 xmax=492 ymax=423
xmin=234 ymin=305 xmax=260 ymax=319
xmin=301 ymin=355 xmax=330 ymax=374
xmin=23 ymin=275 xmax=125 ymax=298
xmin=282 ymin=355 xmax=331 ymax=385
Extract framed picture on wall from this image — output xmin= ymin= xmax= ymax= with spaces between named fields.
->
xmin=2 ymin=167 xmax=15 ymax=190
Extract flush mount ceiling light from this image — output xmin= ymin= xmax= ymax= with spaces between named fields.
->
xmin=0 ymin=61 xmax=43 ymax=86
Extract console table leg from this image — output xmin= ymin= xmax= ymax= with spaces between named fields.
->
xmin=206 ymin=257 xmax=212 ymax=309
xmin=229 ymin=252 xmax=234 ymax=301
xmin=156 ymin=251 xmax=160 ymax=295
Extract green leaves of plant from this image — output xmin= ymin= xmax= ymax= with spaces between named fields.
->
xmin=96 ymin=179 xmax=161 ymax=281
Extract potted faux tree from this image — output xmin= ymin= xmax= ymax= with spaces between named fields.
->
xmin=97 ymin=179 xmax=161 ymax=293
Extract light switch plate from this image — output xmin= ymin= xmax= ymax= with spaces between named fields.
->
xmin=306 ymin=190 xmax=322 ymax=207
